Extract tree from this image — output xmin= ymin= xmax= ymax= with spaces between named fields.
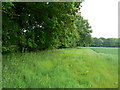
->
xmin=91 ymin=37 xmax=119 ymax=47
xmin=2 ymin=2 xmax=93 ymax=53
xmin=75 ymin=16 xmax=93 ymax=46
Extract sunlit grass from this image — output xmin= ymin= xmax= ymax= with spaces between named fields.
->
xmin=90 ymin=47 xmax=118 ymax=54
xmin=2 ymin=47 xmax=118 ymax=88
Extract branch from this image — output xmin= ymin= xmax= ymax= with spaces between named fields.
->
xmin=0 ymin=10 xmax=20 ymax=16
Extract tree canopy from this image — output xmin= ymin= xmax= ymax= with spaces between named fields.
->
xmin=91 ymin=37 xmax=120 ymax=47
xmin=2 ymin=2 xmax=93 ymax=53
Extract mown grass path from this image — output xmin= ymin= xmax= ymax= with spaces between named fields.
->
xmin=3 ymin=47 xmax=118 ymax=88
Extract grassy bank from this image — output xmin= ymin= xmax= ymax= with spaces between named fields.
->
xmin=2 ymin=47 xmax=118 ymax=88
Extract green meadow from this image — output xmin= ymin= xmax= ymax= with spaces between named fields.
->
xmin=2 ymin=47 xmax=118 ymax=88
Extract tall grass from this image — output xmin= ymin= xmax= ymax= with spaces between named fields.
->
xmin=2 ymin=47 xmax=118 ymax=88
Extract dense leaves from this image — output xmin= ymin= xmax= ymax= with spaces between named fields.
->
xmin=2 ymin=2 xmax=93 ymax=53
xmin=75 ymin=16 xmax=93 ymax=46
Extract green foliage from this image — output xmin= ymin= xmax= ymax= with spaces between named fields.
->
xmin=91 ymin=37 xmax=119 ymax=47
xmin=3 ymin=47 xmax=118 ymax=88
xmin=2 ymin=2 xmax=14 ymax=10
xmin=2 ymin=14 xmax=20 ymax=53
xmin=75 ymin=16 xmax=93 ymax=46
xmin=2 ymin=2 xmax=92 ymax=53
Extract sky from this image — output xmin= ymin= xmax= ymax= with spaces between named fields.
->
xmin=80 ymin=0 xmax=119 ymax=38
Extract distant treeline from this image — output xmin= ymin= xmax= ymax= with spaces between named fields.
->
xmin=91 ymin=37 xmax=120 ymax=47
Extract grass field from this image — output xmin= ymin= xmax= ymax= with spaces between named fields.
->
xmin=2 ymin=47 xmax=118 ymax=88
